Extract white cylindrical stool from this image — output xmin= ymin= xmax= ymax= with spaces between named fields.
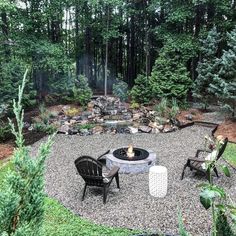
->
xmin=149 ymin=166 xmax=168 ymax=198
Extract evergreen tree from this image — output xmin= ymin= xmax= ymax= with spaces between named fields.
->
xmin=210 ymin=28 xmax=236 ymax=116
xmin=0 ymin=70 xmax=54 ymax=235
xmin=150 ymin=44 xmax=192 ymax=101
xmin=72 ymin=75 xmax=93 ymax=107
xmin=130 ymin=74 xmax=153 ymax=104
xmin=193 ymin=27 xmax=221 ymax=109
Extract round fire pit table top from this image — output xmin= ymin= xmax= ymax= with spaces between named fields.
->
xmin=105 ymin=147 xmax=157 ymax=174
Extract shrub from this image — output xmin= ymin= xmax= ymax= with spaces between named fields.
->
xmin=168 ymin=98 xmax=180 ymax=120
xmin=0 ymin=121 xmax=12 ymax=142
xmin=70 ymin=75 xmax=92 ymax=107
xmin=0 ymin=59 xmax=36 ymax=110
xmin=130 ymin=74 xmax=153 ymax=104
xmin=154 ymin=98 xmax=168 ymax=117
xmin=64 ymin=107 xmax=81 ymax=117
xmin=154 ymin=98 xmax=180 ymax=120
xmin=113 ymin=80 xmax=128 ymax=102
xmin=33 ymin=122 xmax=57 ymax=135
xmin=0 ymin=70 xmax=55 ymax=235
xmin=130 ymin=101 xmax=140 ymax=109
xmin=150 ymin=47 xmax=192 ymax=101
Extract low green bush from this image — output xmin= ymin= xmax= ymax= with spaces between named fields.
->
xmin=113 ymin=80 xmax=129 ymax=102
xmin=130 ymin=74 xmax=153 ymax=104
xmin=0 ymin=121 xmax=12 ymax=142
xmin=68 ymin=75 xmax=92 ymax=107
xmin=33 ymin=122 xmax=57 ymax=134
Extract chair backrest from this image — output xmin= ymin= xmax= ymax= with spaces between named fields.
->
xmin=74 ymin=156 xmax=104 ymax=186
xmin=216 ymin=138 xmax=228 ymax=160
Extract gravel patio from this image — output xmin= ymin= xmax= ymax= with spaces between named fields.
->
xmin=30 ymin=125 xmax=236 ymax=236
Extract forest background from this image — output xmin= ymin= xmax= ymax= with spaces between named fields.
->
xmin=0 ymin=0 xmax=236 ymax=112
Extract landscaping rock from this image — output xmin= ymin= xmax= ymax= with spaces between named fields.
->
xmin=133 ymin=112 xmax=144 ymax=121
xmin=92 ymin=126 xmax=104 ymax=134
xmin=151 ymin=128 xmax=160 ymax=134
xmin=57 ymin=124 xmax=70 ymax=134
xmin=128 ymin=126 xmax=139 ymax=134
xmin=185 ymin=114 xmax=193 ymax=121
xmin=139 ymin=125 xmax=152 ymax=133
xmin=79 ymin=128 xmax=90 ymax=136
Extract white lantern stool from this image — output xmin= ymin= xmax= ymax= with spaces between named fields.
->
xmin=149 ymin=166 xmax=168 ymax=198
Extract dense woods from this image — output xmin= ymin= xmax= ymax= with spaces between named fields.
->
xmin=0 ymin=0 xmax=236 ymax=107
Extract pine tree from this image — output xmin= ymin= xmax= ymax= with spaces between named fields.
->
xmin=193 ymin=27 xmax=221 ymax=109
xmin=210 ymin=27 xmax=236 ymax=117
xmin=0 ymin=70 xmax=54 ymax=235
xmin=150 ymin=45 xmax=192 ymax=101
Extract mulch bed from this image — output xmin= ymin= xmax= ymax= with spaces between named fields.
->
xmin=215 ymin=119 xmax=236 ymax=143
xmin=0 ymin=143 xmax=14 ymax=160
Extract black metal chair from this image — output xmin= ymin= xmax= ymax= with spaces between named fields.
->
xmin=74 ymin=153 xmax=120 ymax=204
xmin=181 ymin=138 xmax=228 ymax=180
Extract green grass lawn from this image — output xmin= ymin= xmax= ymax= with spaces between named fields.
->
xmin=224 ymin=142 xmax=236 ymax=168
xmin=0 ymin=161 xmax=139 ymax=236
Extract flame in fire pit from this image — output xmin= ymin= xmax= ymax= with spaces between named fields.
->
xmin=127 ymin=144 xmax=135 ymax=158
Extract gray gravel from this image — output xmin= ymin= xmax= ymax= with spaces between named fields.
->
xmin=30 ymin=126 xmax=236 ymax=236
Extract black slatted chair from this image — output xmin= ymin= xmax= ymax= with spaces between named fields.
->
xmin=181 ymin=138 xmax=228 ymax=180
xmin=74 ymin=154 xmax=120 ymax=204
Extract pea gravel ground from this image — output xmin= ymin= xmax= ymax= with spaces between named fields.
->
xmin=30 ymin=125 xmax=236 ymax=236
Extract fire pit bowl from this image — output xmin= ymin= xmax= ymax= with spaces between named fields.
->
xmin=105 ymin=147 xmax=157 ymax=174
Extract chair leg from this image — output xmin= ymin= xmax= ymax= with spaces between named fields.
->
xmin=214 ymin=167 xmax=219 ymax=178
xmin=82 ymin=183 xmax=87 ymax=201
xmin=115 ymin=173 xmax=120 ymax=189
xmin=103 ymin=186 xmax=108 ymax=204
xmin=181 ymin=163 xmax=188 ymax=180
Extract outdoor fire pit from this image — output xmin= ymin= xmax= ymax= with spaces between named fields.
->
xmin=105 ymin=145 xmax=157 ymax=174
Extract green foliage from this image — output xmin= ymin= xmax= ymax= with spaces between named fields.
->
xmin=0 ymin=121 xmax=12 ymax=142
xmin=216 ymin=210 xmax=236 ymax=236
xmin=154 ymin=98 xmax=180 ymax=120
xmin=33 ymin=123 xmax=57 ymax=135
xmin=130 ymin=101 xmax=140 ymax=109
xmin=193 ymin=27 xmax=221 ymax=109
xmin=32 ymin=103 xmax=57 ymax=135
xmin=224 ymin=143 xmax=236 ymax=168
xmin=0 ymin=163 xmax=139 ymax=236
xmin=154 ymin=98 xmax=168 ymax=117
xmin=0 ymin=70 xmax=55 ymax=235
xmin=67 ymin=75 xmax=92 ymax=107
xmin=75 ymin=123 xmax=96 ymax=131
xmin=130 ymin=74 xmax=153 ymax=104
xmin=178 ymin=210 xmax=191 ymax=236
xmin=209 ymin=27 xmax=236 ymax=117
xmin=199 ymin=136 xmax=236 ymax=236
xmin=168 ymin=98 xmax=180 ymax=120
xmin=150 ymin=46 xmax=192 ymax=101
xmin=113 ymin=79 xmax=128 ymax=102
xmin=0 ymin=59 xmax=36 ymax=110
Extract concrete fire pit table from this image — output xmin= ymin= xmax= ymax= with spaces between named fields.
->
xmin=105 ymin=147 xmax=157 ymax=174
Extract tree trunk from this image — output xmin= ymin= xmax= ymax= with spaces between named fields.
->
xmin=104 ymin=6 xmax=110 ymax=96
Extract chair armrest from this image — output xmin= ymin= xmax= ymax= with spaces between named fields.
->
xmin=97 ymin=150 xmax=110 ymax=160
xmin=189 ymin=158 xmax=206 ymax=163
xmin=195 ymin=149 xmax=211 ymax=157
xmin=103 ymin=166 xmax=119 ymax=178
